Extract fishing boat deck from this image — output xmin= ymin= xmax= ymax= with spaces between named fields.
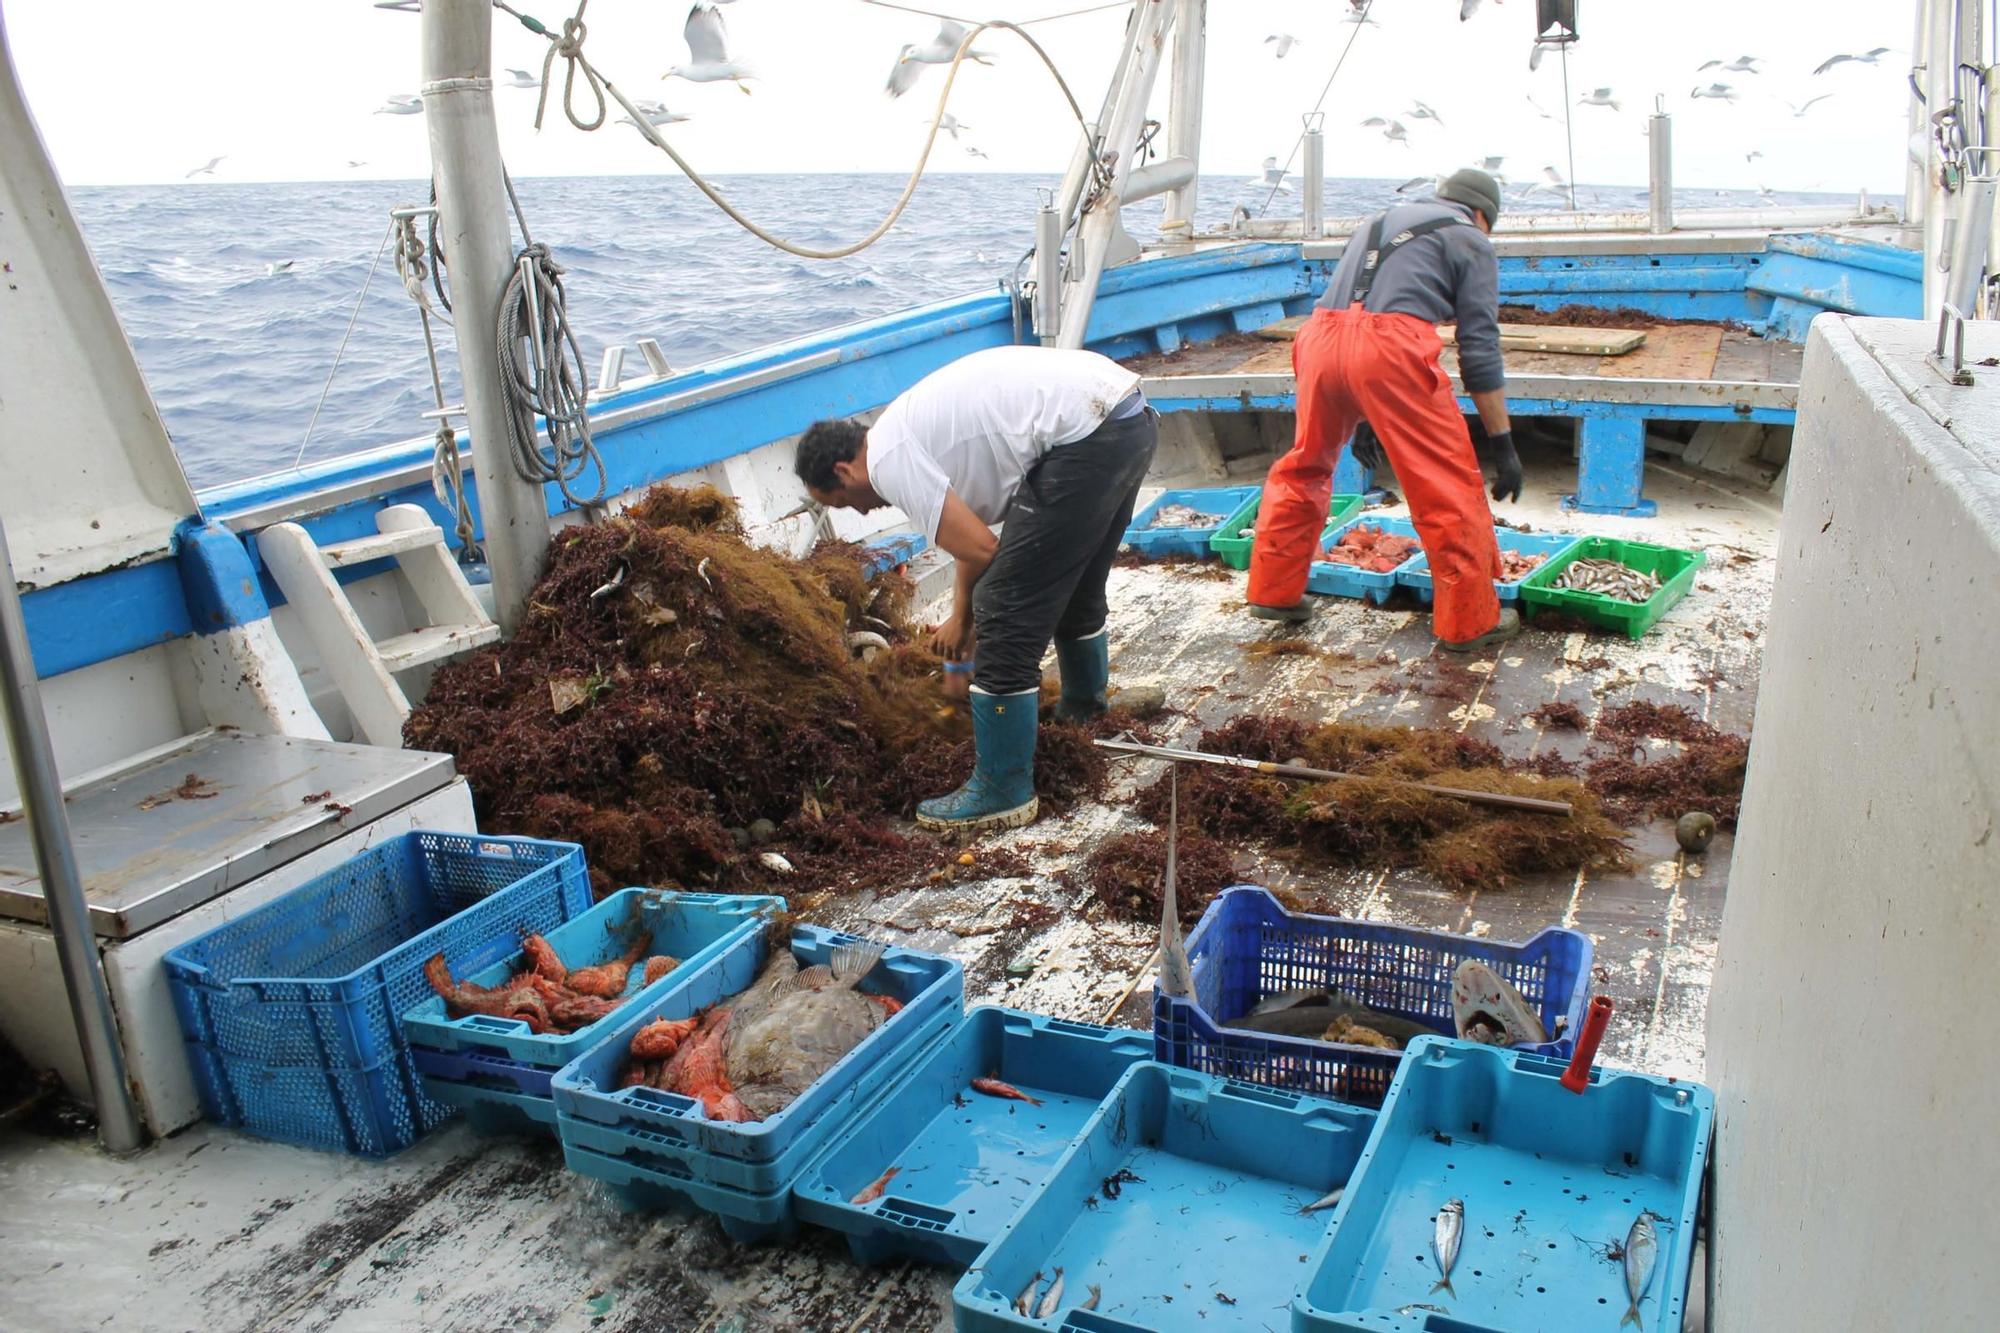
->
xmin=0 ymin=454 xmax=1769 ymax=1332
xmin=1121 ymin=320 xmax=1805 ymax=398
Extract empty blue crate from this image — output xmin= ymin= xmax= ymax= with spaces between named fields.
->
xmin=792 ymin=1006 xmax=1152 ymax=1269
xmin=1295 ymin=1037 xmax=1713 ymax=1333
xmin=403 ymin=889 xmax=783 ymax=1132
xmin=163 ymin=831 xmax=592 ymax=1155
xmin=554 ymin=924 xmax=963 ymax=1198
xmin=951 ymin=1062 xmax=1377 ymax=1332
xmin=1122 ymin=485 xmax=1259 ymax=558
xmin=1154 ymin=887 xmax=1592 ymax=1108
xmin=1307 ymin=515 xmax=1425 ymax=603
xmin=1402 ymin=527 xmax=1584 ymax=604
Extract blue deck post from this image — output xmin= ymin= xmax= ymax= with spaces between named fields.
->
xmin=1564 ymin=416 xmax=1657 ymax=517
xmin=1333 ymin=445 xmax=1368 ymax=494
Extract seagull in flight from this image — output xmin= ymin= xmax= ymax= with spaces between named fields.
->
xmin=375 ymin=94 xmax=423 ymax=115
xmin=1266 ymin=33 xmax=1302 ymax=58
xmin=1699 ymin=55 xmax=1761 ymax=74
xmin=1690 ymin=83 xmax=1739 ymax=102
xmin=619 ymin=100 xmax=693 ymax=130
xmin=1785 ymin=94 xmax=1835 ymax=117
xmin=501 ymin=68 xmax=540 ymax=89
xmin=1475 ymin=155 xmax=1506 ymax=173
xmin=934 ymin=112 xmax=970 ymax=141
xmin=1521 ymin=165 xmax=1567 ymax=197
xmin=886 ymin=20 xmax=994 ymax=98
xmin=1577 ymin=87 xmax=1621 ymax=111
xmin=346 ymin=160 xmax=367 ymax=169
xmin=1259 ymin=155 xmax=1292 ymax=193
xmin=1529 ymin=40 xmax=1557 ymax=71
xmin=1395 ymin=175 xmax=1439 ymax=195
xmin=1406 ymin=100 xmax=1445 ymax=127
xmin=185 ymin=156 xmax=224 ymax=178
xmin=666 ymin=2 xmax=755 ymax=94
xmin=1459 ymin=0 xmax=1485 ymax=19
xmin=1815 ymin=47 xmax=1892 ymax=75
xmin=965 ymin=145 xmax=990 ymax=160
xmin=1525 ymin=94 xmax=1559 ymax=121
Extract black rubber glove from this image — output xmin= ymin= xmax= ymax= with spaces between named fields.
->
xmin=1479 ymin=429 xmax=1523 ymax=503
xmin=1349 ymin=420 xmax=1387 ymax=474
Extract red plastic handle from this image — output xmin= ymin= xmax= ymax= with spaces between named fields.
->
xmin=1560 ymin=995 xmax=1614 ymax=1093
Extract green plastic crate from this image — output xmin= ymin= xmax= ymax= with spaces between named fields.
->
xmin=1209 ymin=492 xmax=1365 ymax=571
xmin=1519 ymin=536 xmax=1706 ymax=639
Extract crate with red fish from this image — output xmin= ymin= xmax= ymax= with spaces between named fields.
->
xmin=1154 ymin=887 xmax=1593 ymax=1108
xmin=1305 ymin=515 xmax=1426 ymax=602
xmin=552 ymin=922 xmax=964 ymax=1196
xmin=950 ymin=1062 xmax=1378 ymax=1332
xmin=791 ymin=1006 xmax=1153 ymax=1269
xmin=401 ymin=889 xmax=783 ymax=1131
xmin=1209 ymin=491 xmax=1366 ymax=570
xmin=162 ymin=831 xmax=592 ymax=1156
xmin=1400 ymin=526 xmax=1584 ymax=605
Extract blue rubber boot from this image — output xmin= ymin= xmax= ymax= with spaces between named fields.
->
xmin=1053 ymin=632 xmax=1110 ymax=723
xmin=916 ymin=686 xmax=1040 ymax=832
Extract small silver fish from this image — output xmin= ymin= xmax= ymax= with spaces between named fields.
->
xmin=1430 ymin=1198 xmax=1464 ymax=1299
xmin=1080 ymin=1284 xmax=1101 ymax=1311
xmin=757 ymin=851 xmax=794 ymax=875
xmin=1554 ymin=557 xmax=1661 ymax=603
xmin=1393 ymin=1306 xmax=1450 ymax=1317
xmin=1147 ymin=503 xmax=1225 ymax=530
xmin=1013 ymin=1270 xmax=1042 ymax=1316
xmin=1036 ymin=1267 xmax=1065 ymax=1318
xmin=1300 ymin=1186 xmax=1345 ymax=1214
xmin=1621 ymin=1212 xmax=1659 ymax=1330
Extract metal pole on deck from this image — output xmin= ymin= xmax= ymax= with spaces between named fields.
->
xmin=1907 ymin=0 xmax=1935 ymax=250
xmin=1946 ymin=174 xmax=1996 ymax=314
xmin=1301 ymin=113 xmax=1326 ymax=240
xmin=1161 ymin=0 xmax=1206 ymax=241
xmin=422 ymin=0 xmax=548 ymax=635
xmin=1034 ymin=195 xmax=1063 ymax=346
xmin=0 ymin=513 xmax=143 ymax=1154
xmin=1648 ymin=100 xmax=1673 ymax=235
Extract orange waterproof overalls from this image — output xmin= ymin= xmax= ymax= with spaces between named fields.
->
xmin=1248 ymin=223 xmax=1504 ymax=643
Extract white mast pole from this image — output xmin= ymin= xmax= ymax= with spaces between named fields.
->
xmin=1162 ymin=0 xmax=1206 ymax=242
xmin=422 ymin=0 xmax=549 ymax=634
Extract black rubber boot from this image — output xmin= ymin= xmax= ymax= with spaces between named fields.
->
xmin=1248 ymin=600 xmax=1315 ymax=624
xmin=1437 ymin=607 xmax=1522 ymax=654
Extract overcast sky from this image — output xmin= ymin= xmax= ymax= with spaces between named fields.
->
xmin=7 ymin=0 xmax=1916 ymax=192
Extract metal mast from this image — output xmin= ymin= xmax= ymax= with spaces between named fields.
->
xmin=421 ymin=0 xmax=549 ymax=633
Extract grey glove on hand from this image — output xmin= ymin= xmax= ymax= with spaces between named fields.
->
xmin=1479 ymin=429 xmax=1523 ymax=503
xmin=1349 ymin=420 xmax=1387 ymax=474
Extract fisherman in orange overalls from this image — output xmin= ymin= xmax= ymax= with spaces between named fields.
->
xmin=1248 ymin=168 xmax=1522 ymax=652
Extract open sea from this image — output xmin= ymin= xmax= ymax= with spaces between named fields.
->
xmin=70 ymin=173 xmax=1858 ymax=490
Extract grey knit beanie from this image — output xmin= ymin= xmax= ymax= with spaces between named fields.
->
xmin=1437 ymin=168 xmax=1502 ymax=227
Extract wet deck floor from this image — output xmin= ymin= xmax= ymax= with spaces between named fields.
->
xmin=0 ymin=450 xmax=1772 ymax=1332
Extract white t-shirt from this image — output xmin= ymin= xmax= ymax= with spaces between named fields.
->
xmin=865 ymin=346 xmax=1142 ymax=540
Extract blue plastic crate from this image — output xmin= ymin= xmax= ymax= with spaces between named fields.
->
xmin=560 ymin=1140 xmax=798 ymax=1246
xmin=792 ymin=1007 xmax=1152 ymax=1269
xmin=402 ymin=889 xmax=782 ymax=1077
xmin=1307 ymin=515 xmax=1426 ymax=602
xmin=411 ymin=1044 xmax=562 ymax=1132
xmin=1295 ymin=1037 xmax=1713 ymax=1333
xmin=553 ymin=925 xmax=964 ymax=1193
xmin=1122 ymin=485 xmax=1260 ymax=558
xmin=1154 ymin=887 xmax=1593 ymax=1108
xmin=1401 ymin=527 xmax=1585 ymax=604
xmin=164 ymin=831 xmax=591 ymax=1155
xmin=951 ymin=1062 xmax=1377 ymax=1332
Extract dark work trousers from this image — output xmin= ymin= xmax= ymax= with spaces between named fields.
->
xmin=971 ymin=409 xmax=1159 ymax=695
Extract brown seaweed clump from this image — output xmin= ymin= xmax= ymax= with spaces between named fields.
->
xmin=1585 ymin=702 xmax=1751 ymax=826
xmin=1132 ymin=715 xmax=1629 ymax=892
xmin=1529 ymin=701 xmax=1588 ymax=730
xmin=406 ymin=485 xmax=964 ymax=894
xmin=1077 ymin=829 xmax=1241 ymax=925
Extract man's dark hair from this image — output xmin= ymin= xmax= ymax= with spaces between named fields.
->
xmin=795 ymin=418 xmax=868 ymax=491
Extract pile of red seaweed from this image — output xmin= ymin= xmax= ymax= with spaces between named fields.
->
xmin=405 ymin=484 xmax=1111 ymax=895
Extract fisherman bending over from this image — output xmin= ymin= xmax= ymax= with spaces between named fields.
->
xmin=795 ymin=345 xmax=1158 ymax=831
xmin=1249 ymin=167 xmax=1522 ymax=651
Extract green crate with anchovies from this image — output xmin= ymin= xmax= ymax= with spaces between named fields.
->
xmin=1209 ymin=492 xmax=1366 ymax=571
xmin=1518 ymin=536 xmax=1706 ymax=639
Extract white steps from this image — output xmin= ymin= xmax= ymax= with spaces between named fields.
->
xmin=260 ymin=504 xmax=499 ymax=747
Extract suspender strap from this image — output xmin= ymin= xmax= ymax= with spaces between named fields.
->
xmin=1347 ymin=212 xmax=1470 ymax=306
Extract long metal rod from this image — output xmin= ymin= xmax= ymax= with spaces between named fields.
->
xmin=1161 ymin=0 xmax=1205 ymax=237
xmin=0 ymin=513 xmax=144 ymax=1153
xmin=1092 ymin=737 xmax=1576 ymax=817
xmin=423 ymin=0 xmax=549 ymax=634
xmin=1647 ymin=104 xmax=1674 ymax=235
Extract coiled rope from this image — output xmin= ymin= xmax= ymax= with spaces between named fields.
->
xmin=496 ymin=241 xmax=606 ymax=506
xmin=393 ymin=212 xmax=482 ymax=558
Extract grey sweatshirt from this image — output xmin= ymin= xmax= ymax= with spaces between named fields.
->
xmin=1314 ymin=200 xmax=1506 ymax=394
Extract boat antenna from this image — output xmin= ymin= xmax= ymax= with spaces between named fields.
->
xmin=1556 ymin=34 xmax=1580 ymax=210
xmin=1258 ymin=0 xmax=1376 ymax=218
